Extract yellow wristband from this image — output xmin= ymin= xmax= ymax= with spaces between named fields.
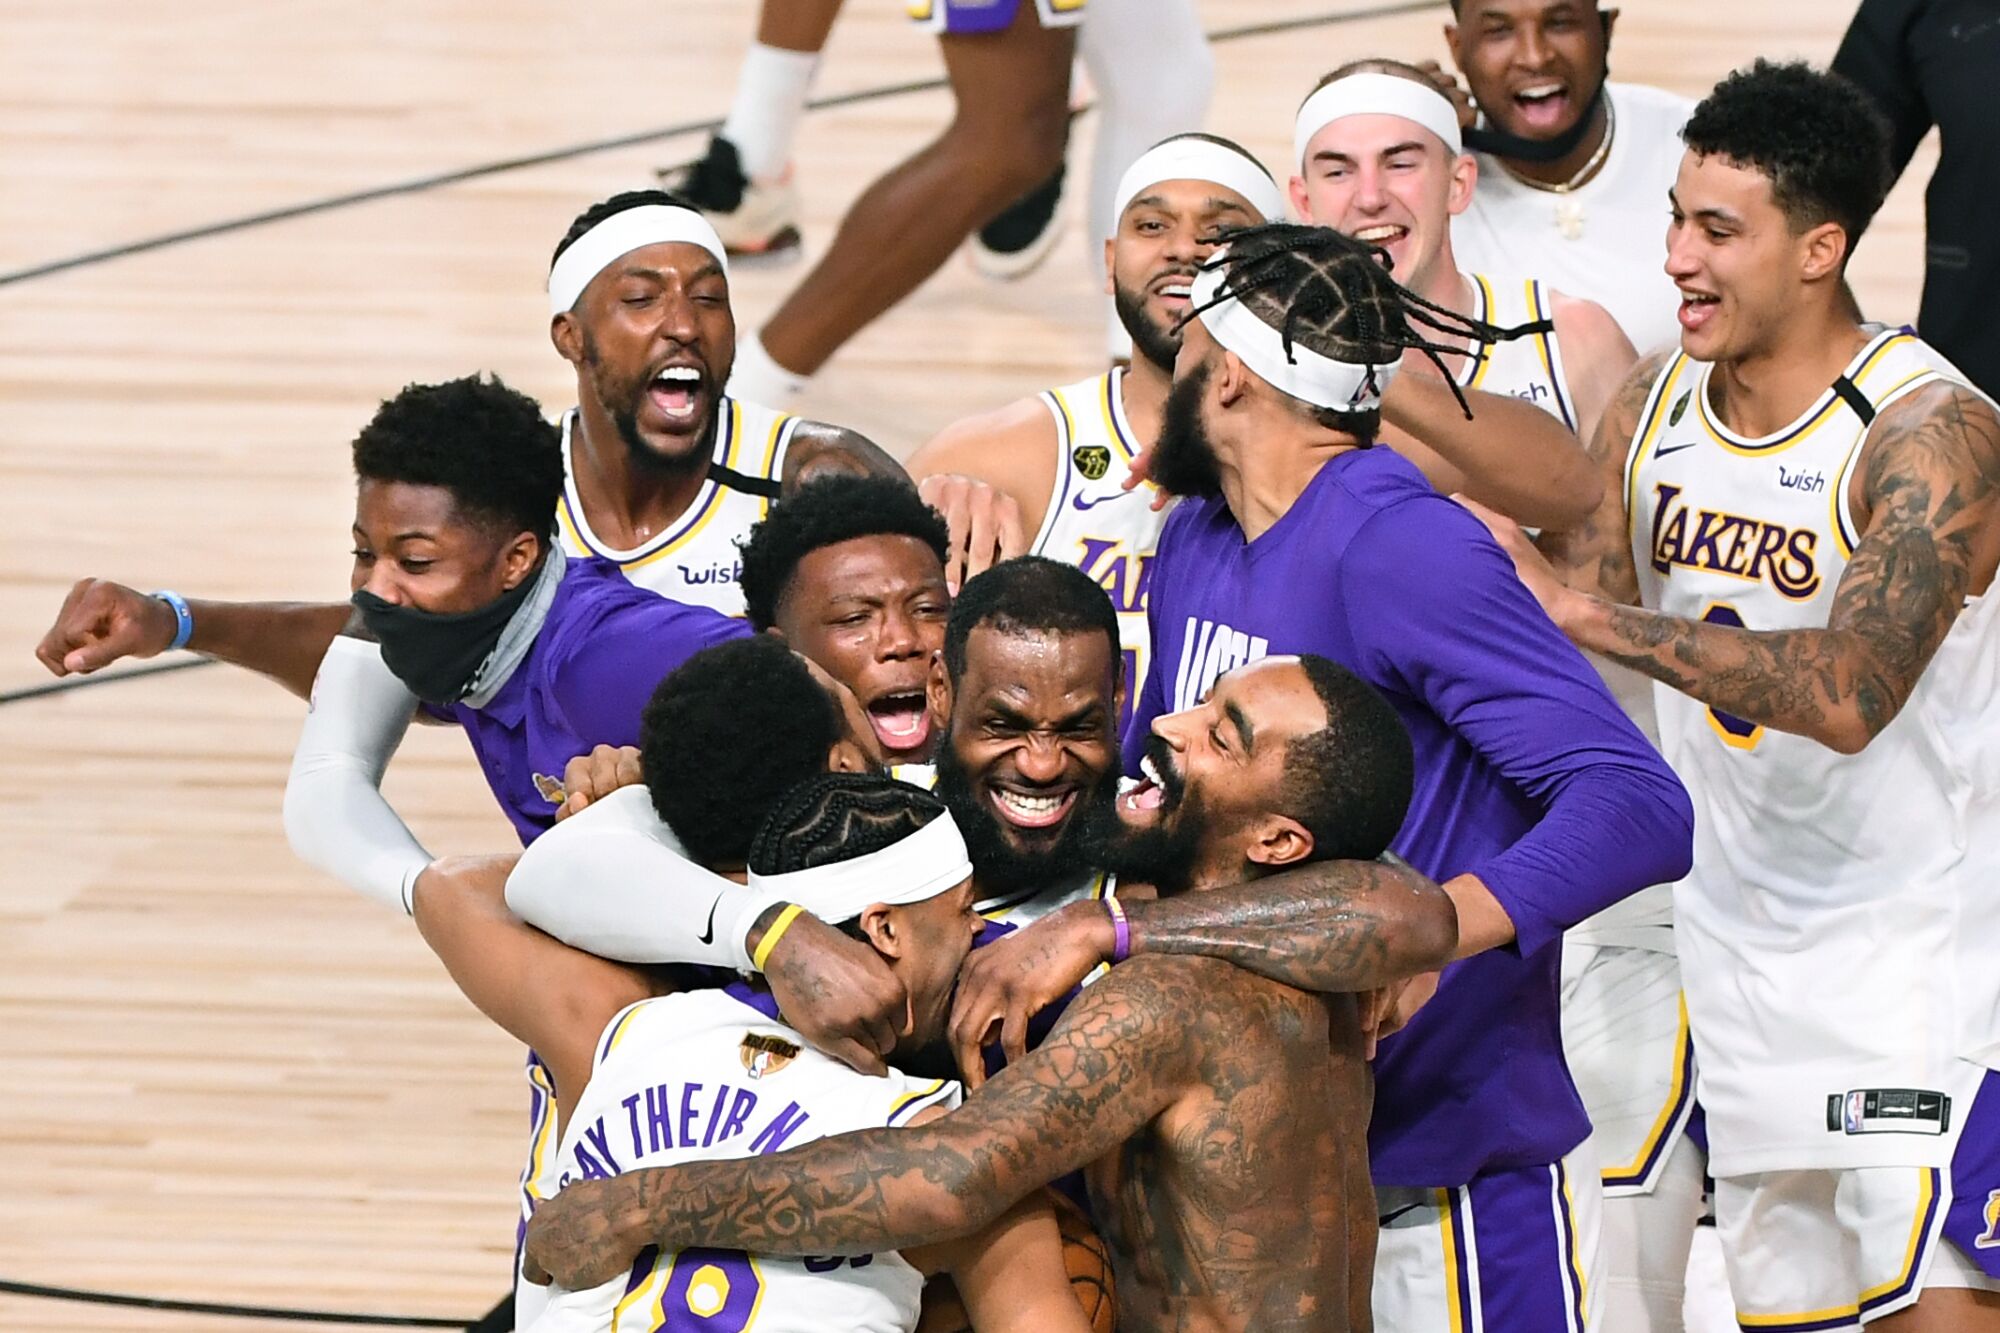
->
xmin=751 ymin=903 xmax=807 ymax=973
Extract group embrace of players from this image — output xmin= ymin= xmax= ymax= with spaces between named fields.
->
xmin=37 ymin=1 xmax=2000 ymax=1330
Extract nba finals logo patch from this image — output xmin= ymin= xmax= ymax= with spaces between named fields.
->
xmin=1072 ymin=444 xmax=1111 ymax=482
xmin=532 ymin=773 xmax=567 ymax=806
xmin=1977 ymin=1191 xmax=2000 ymax=1249
xmin=1669 ymin=391 xmax=1690 ymax=427
xmin=740 ymin=1033 xmax=799 ymax=1080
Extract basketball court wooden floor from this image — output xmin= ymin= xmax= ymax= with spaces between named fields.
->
xmin=0 ymin=1 xmax=1931 ymax=1326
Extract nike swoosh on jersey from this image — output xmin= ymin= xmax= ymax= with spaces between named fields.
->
xmin=696 ymin=894 xmax=722 ymax=946
xmin=1654 ymin=439 xmax=1702 ymax=458
xmin=1072 ymin=492 xmax=1125 ymax=512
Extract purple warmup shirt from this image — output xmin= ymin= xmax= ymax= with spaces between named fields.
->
xmin=438 ymin=557 xmax=750 ymax=844
xmin=1128 ymin=447 xmax=1693 ymax=1187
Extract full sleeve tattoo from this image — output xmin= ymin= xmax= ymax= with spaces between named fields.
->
xmin=1122 ymin=858 xmax=1458 ymax=993
xmin=527 ymin=958 xmax=1199 ymax=1267
xmin=1559 ymin=382 xmax=2000 ymax=753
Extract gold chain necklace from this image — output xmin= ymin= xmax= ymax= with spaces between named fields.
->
xmin=1501 ymin=98 xmax=1616 ymax=240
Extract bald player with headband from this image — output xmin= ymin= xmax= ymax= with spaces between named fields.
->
xmin=912 ymin=131 xmax=1607 ymax=725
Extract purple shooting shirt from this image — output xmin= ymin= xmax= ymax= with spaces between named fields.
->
xmin=1127 ymin=446 xmax=1693 ymax=1187
xmin=438 ymin=557 xmax=751 ymax=844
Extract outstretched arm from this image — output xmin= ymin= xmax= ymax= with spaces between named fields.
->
xmin=1503 ymin=381 xmax=2000 ymax=754
xmin=524 ymin=956 xmax=1198 ymax=1290
xmin=948 ymin=858 xmax=1456 ymax=1075
xmin=1384 ymin=369 xmax=1603 ymax=532
xmin=36 ymin=579 xmax=350 ymax=699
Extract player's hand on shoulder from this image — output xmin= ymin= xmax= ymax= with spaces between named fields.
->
xmin=950 ymin=901 xmax=1114 ymax=1088
xmin=1455 ymin=494 xmax=1577 ymax=619
xmin=1413 ymin=60 xmax=1477 ymax=129
xmin=919 ymin=473 xmax=1028 ymax=595
xmin=523 ymin=1173 xmax=649 ymax=1291
xmin=1364 ymin=969 xmax=1441 ymax=1051
xmin=36 ymin=578 xmax=178 ymax=676
xmin=556 ymin=744 xmax=644 ymax=821
xmin=1118 ymin=448 xmax=1172 ymax=514
xmin=761 ymin=908 xmax=911 ymax=1076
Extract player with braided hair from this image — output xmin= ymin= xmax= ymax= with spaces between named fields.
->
xmin=1133 ymin=216 xmax=1694 ymax=1329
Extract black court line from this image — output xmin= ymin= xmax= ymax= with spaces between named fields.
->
xmin=0 ymin=1 xmax=1442 ymax=289
xmin=0 ymin=656 xmax=218 ymax=705
xmin=0 ymin=1277 xmax=464 ymax=1327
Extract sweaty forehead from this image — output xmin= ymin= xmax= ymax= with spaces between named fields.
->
xmin=1307 ymin=112 xmax=1448 ymax=164
xmin=789 ymin=535 xmax=946 ymax=606
xmin=1214 ymin=658 xmax=1328 ymax=743
xmin=586 ymin=239 xmax=727 ymax=291
xmin=354 ymin=478 xmax=477 ymax=539
xmin=962 ymin=624 xmax=1115 ymax=705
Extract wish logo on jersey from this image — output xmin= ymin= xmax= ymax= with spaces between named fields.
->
xmin=1645 ymin=482 xmax=1821 ymax=600
xmin=678 ymin=558 xmax=745 ymax=591
xmin=1169 ymin=617 xmax=1270 ymax=711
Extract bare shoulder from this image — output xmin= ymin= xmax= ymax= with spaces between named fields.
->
xmin=1854 ymin=378 xmax=2000 ymax=547
xmin=908 ymin=396 xmax=1059 ymax=485
xmin=1548 ymin=291 xmax=1638 ymax=362
xmin=1594 ymin=345 xmax=1680 ymax=443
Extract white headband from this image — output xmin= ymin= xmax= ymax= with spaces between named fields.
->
xmin=745 ymin=811 xmax=973 ymax=925
xmin=1111 ymin=136 xmax=1287 ymax=234
xmin=547 ymin=205 xmax=731 ymax=316
xmin=1293 ymin=72 xmax=1464 ymax=170
xmin=1189 ymin=250 xmax=1399 ymax=414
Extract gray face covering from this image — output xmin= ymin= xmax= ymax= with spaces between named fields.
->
xmin=1462 ymin=78 xmax=1608 ymax=163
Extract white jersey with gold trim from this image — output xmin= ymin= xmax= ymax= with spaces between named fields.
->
xmin=888 ymin=762 xmax=1116 ymax=926
xmin=1453 ymin=271 xmax=1579 ymax=429
xmin=1031 ymin=368 xmax=1172 ymax=732
xmin=1453 ymin=82 xmax=1696 ymax=356
xmin=529 ymin=989 xmax=959 ymax=1333
xmin=1626 ymin=328 xmax=2000 ymax=1174
xmin=557 ymin=397 xmax=798 ymax=615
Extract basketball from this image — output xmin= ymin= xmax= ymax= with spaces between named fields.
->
xmin=915 ymin=1190 xmax=1116 ymax=1333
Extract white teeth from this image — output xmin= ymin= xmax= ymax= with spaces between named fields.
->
xmin=997 ymin=790 xmax=1062 ymax=814
xmin=1159 ymin=283 xmax=1191 ymax=298
xmin=1355 ymin=225 xmax=1404 ymax=243
xmin=1139 ymin=756 xmax=1162 ymax=786
xmin=656 ymin=367 xmax=700 ymax=384
xmin=1519 ymin=83 xmax=1562 ymax=100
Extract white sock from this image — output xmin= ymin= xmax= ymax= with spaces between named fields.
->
xmin=1078 ymin=0 xmax=1215 ymax=279
xmin=727 ymin=331 xmax=810 ymax=404
xmin=720 ymin=43 xmax=821 ymax=182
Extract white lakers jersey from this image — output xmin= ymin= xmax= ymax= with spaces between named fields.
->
xmin=557 ymin=397 xmax=798 ymax=615
xmin=1032 ymin=369 xmax=1173 ymax=731
xmin=1454 ymin=272 xmax=1579 ymax=429
xmin=530 ymin=989 xmax=960 ymax=1333
xmin=887 ymin=763 xmax=1117 ymax=926
xmin=1453 ymin=82 xmax=1695 ymax=356
xmin=1627 ymin=329 xmax=2000 ymax=1173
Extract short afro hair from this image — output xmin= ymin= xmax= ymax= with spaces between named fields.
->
xmin=737 ymin=475 xmax=950 ymax=632
xmin=1276 ymin=654 xmax=1414 ymax=863
xmin=943 ymin=556 xmax=1119 ymax=684
xmin=1681 ymin=60 xmax=1893 ymax=250
xmin=551 ymin=188 xmax=699 ymax=270
xmin=641 ymin=636 xmax=845 ymax=868
xmin=749 ymin=772 xmax=949 ymax=879
xmin=351 ymin=374 xmax=562 ymax=539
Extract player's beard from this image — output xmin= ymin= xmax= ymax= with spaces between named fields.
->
xmin=1113 ymin=279 xmax=1182 ymax=374
xmin=1088 ymin=734 xmax=1208 ymax=897
xmin=580 ymin=328 xmax=717 ymax=476
xmin=933 ymin=726 xmax=1118 ymax=899
xmin=1152 ymin=362 xmax=1225 ymax=499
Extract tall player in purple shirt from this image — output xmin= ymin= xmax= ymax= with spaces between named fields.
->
xmin=1126 ymin=221 xmax=1694 ymax=1331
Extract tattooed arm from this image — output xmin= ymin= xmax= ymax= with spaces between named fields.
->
xmin=1540 ymin=381 xmax=2000 ymax=753
xmin=523 ymin=956 xmax=1199 ymax=1290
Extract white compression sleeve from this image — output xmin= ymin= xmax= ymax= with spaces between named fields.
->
xmin=282 ymin=636 xmax=431 ymax=914
xmin=505 ymin=787 xmax=766 ymax=974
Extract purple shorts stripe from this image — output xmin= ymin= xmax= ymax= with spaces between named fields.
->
xmin=1943 ymin=1068 xmax=2000 ymax=1277
xmin=1461 ymin=1159 xmax=1591 ymax=1331
xmin=1554 ymin=1160 xmax=1589 ymax=1329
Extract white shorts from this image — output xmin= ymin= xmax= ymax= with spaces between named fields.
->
xmin=1561 ymin=942 xmax=1699 ymax=1198
xmin=1715 ymin=1167 xmax=2000 ymax=1328
xmin=1374 ymin=1141 xmax=1604 ymax=1332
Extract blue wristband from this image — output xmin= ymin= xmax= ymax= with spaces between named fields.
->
xmin=152 ymin=590 xmax=195 ymax=651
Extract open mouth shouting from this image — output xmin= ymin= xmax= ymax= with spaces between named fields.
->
xmin=645 ymin=358 xmax=710 ymax=428
xmin=1511 ymin=80 xmax=1573 ymax=134
xmin=1117 ymin=741 xmax=1185 ymax=826
xmin=1150 ymin=269 xmax=1198 ymax=317
xmin=1677 ymin=286 xmax=1721 ymax=335
xmin=865 ymin=690 xmax=934 ymax=753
